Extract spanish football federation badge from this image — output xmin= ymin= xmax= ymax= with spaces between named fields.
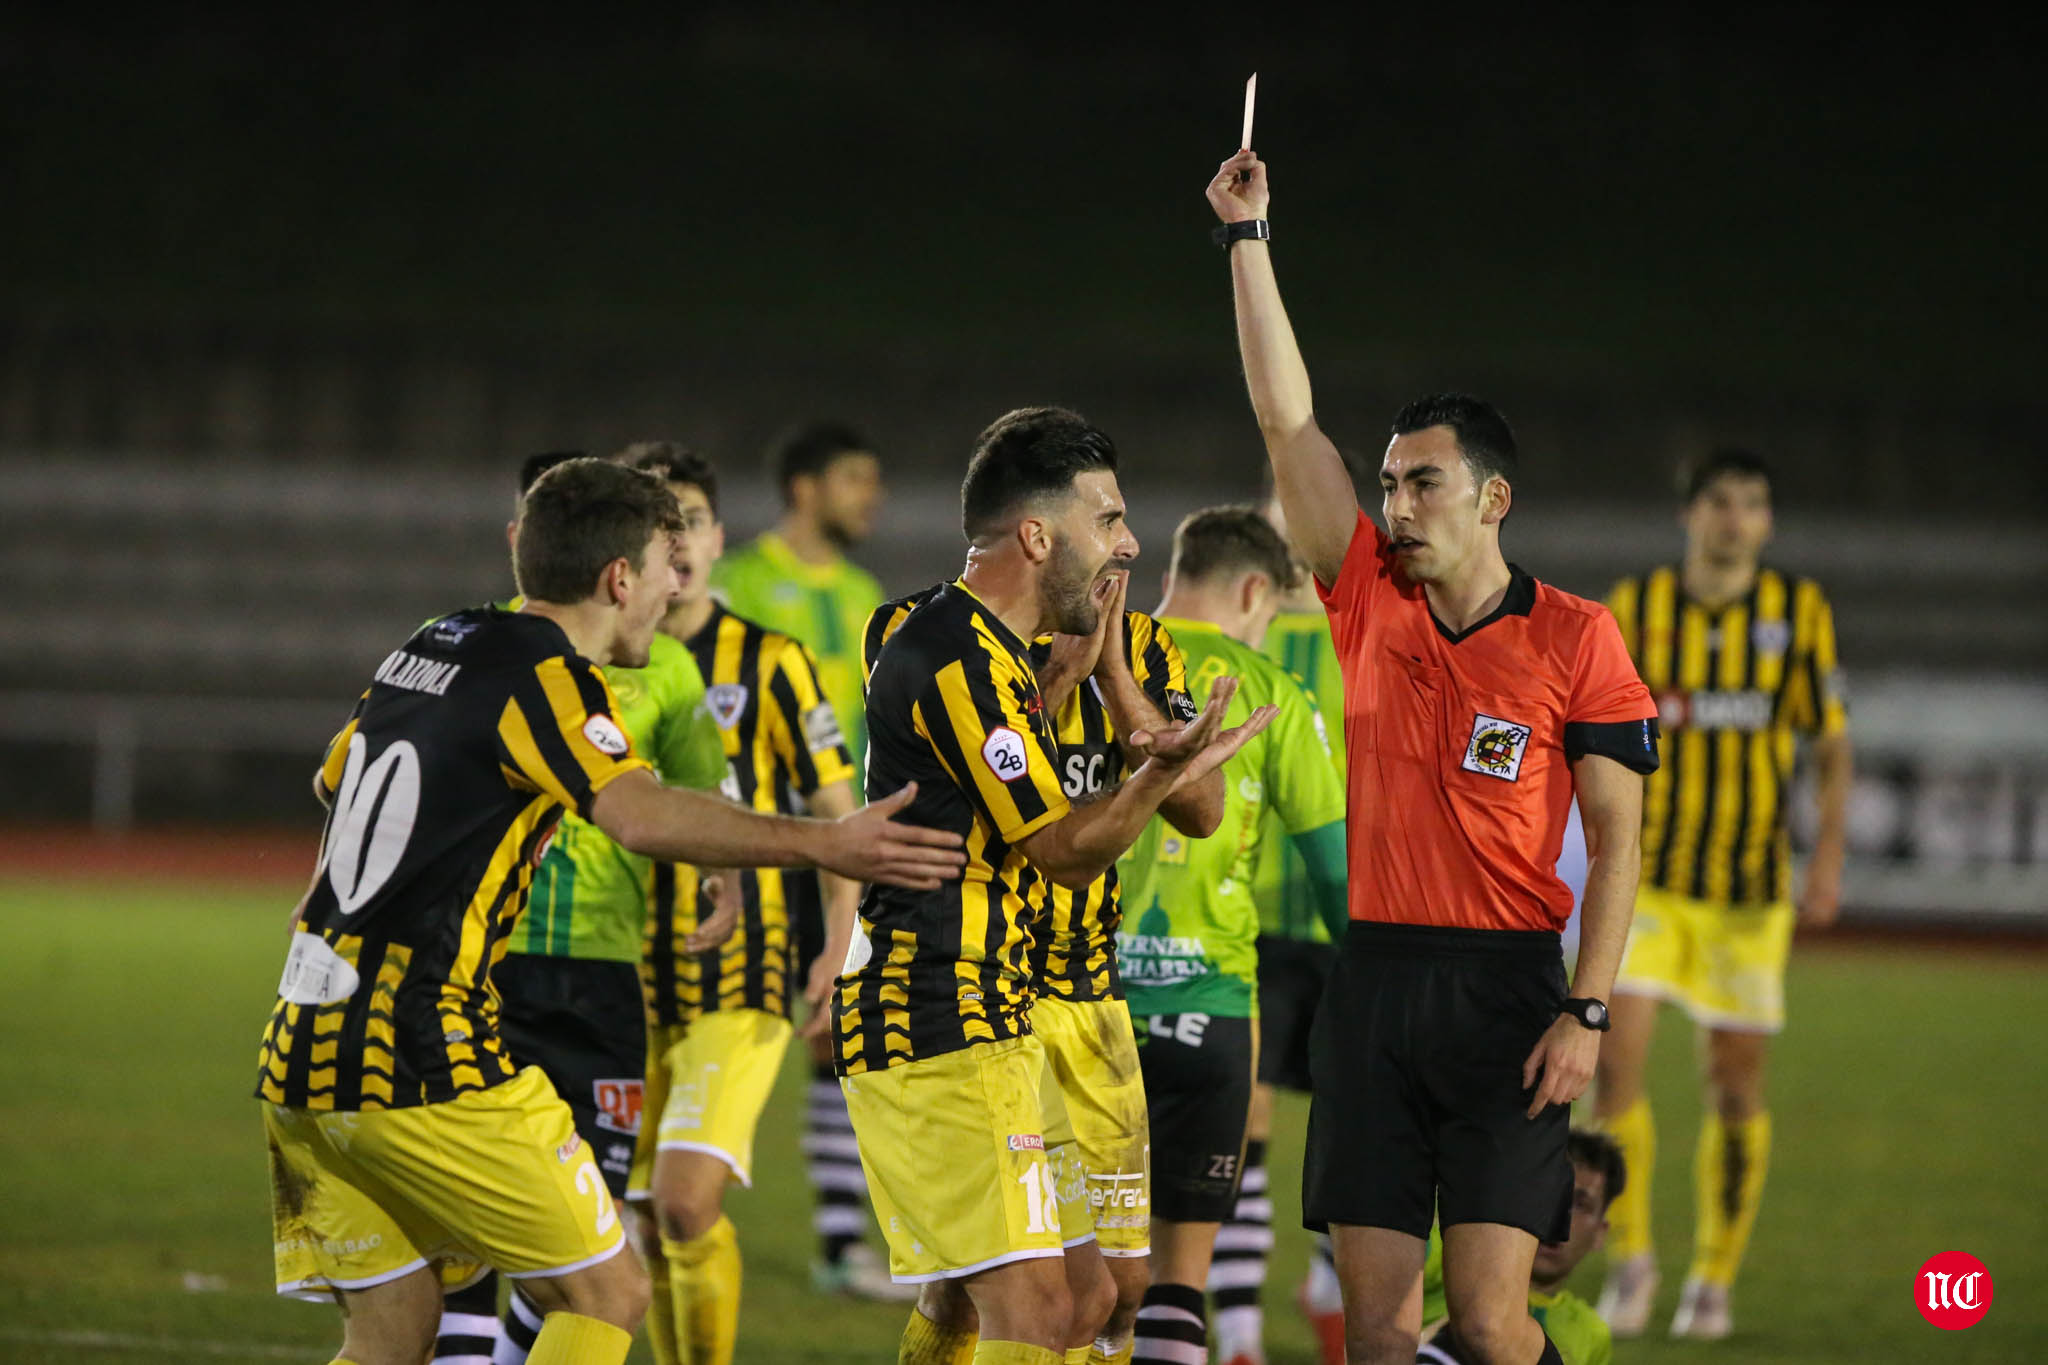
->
xmin=1462 ymin=713 xmax=1532 ymax=782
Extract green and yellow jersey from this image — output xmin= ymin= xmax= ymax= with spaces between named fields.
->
xmin=642 ymin=603 xmax=856 ymax=1024
xmin=1419 ymin=1227 xmax=1612 ymax=1365
xmin=1252 ymin=608 xmax=1345 ymax=941
xmin=1116 ymin=619 xmax=1346 ymax=1019
xmin=714 ymin=531 xmax=885 ymax=789
xmin=866 ymin=591 xmax=1196 ymax=1004
xmin=1606 ymin=566 xmax=1848 ymax=905
xmin=518 ymin=629 xmax=728 ymax=963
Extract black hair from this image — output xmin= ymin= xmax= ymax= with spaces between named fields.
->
xmin=1681 ymin=447 xmax=1774 ymax=505
xmin=1390 ymin=393 xmax=1518 ymax=489
xmin=960 ymin=406 xmax=1119 ymax=543
xmin=518 ymin=450 xmax=587 ymax=497
xmin=514 ymin=458 xmax=683 ymax=605
xmin=1567 ymin=1128 xmax=1627 ymax=1210
xmin=624 ymin=441 xmax=720 ymax=518
xmin=1170 ymin=505 xmax=1302 ymax=591
xmin=772 ymin=420 xmax=873 ymax=503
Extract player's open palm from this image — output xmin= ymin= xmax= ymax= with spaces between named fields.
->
xmin=1128 ymin=677 xmax=1278 ymax=785
xmin=684 ymin=871 xmax=743 ymax=952
xmin=1206 ymin=150 xmax=1269 ymax=224
xmin=826 ymin=783 xmax=968 ymax=889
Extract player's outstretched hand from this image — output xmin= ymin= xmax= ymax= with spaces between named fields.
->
xmin=1207 ymin=150 xmax=1269 ymax=224
xmin=1126 ymin=677 xmax=1278 ymax=786
xmin=1521 ymin=1014 xmax=1600 ymax=1118
xmin=823 ymin=783 xmax=967 ymax=889
xmin=684 ymin=871 xmax=743 ymax=952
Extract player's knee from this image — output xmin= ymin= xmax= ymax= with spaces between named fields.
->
xmin=1346 ymin=1317 xmax=1419 ymax=1365
xmin=1067 ymin=1257 xmax=1118 ymax=1340
xmin=1446 ymin=1302 xmax=1536 ymax=1364
xmin=1703 ymin=1043 xmax=1767 ymax=1117
xmin=1102 ymin=1259 xmax=1146 ymax=1338
xmin=919 ymin=1278 xmax=977 ymax=1332
xmin=552 ymin=1248 xmax=651 ymax=1331
xmin=652 ymin=1184 xmax=722 ymax=1244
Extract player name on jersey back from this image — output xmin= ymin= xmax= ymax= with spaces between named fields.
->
xmin=372 ymin=650 xmax=463 ymax=696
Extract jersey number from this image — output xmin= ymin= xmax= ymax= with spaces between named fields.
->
xmin=1018 ymin=1162 xmax=1060 ymax=1235
xmin=324 ymin=735 xmax=422 ymax=915
xmin=575 ymin=1161 xmax=620 ymax=1237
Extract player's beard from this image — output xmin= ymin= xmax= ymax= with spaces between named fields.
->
xmin=1043 ymin=534 xmax=1101 ymax=636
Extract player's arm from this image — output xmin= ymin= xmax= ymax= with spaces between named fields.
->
xmin=1795 ymin=587 xmax=1853 ymax=928
xmin=1020 ymin=678 xmax=1275 ymax=888
xmin=1091 ymin=586 xmax=1224 ymax=837
xmin=1206 ymin=150 xmax=1360 ymax=588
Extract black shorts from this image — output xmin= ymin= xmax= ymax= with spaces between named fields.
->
xmin=1302 ymin=921 xmax=1572 ymax=1243
xmin=1135 ymin=1011 xmax=1256 ymax=1223
xmin=495 ymin=954 xmax=647 ymax=1199
xmin=1255 ymin=935 xmax=1335 ymax=1093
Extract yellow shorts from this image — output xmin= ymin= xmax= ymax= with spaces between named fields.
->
xmin=628 ymin=1008 xmax=793 ymax=1197
xmin=1034 ymin=994 xmax=1151 ymax=1257
xmin=265 ymin=1065 xmax=625 ymax=1299
xmin=1616 ymin=886 xmax=1796 ymax=1033
xmin=842 ymin=1034 xmax=1089 ymax=1283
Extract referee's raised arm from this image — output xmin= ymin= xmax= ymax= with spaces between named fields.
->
xmin=1207 ymin=149 xmax=1358 ymax=590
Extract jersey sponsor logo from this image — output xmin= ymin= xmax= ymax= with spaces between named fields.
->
xmin=372 ymin=649 xmax=463 ymax=696
xmin=1062 ymin=747 xmax=1111 ymax=798
xmin=1145 ymin=1012 xmax=1211 ymax=1046
xmin=1751 ymin=619 xmax=1793 ymax=656
xmin=557 ymin=1133 xmax=583 ymax=1164
xmin=1007 ymin=1133 xmax=1045 ymax=1151
xmin=1656 ymin=688 xmax=1773 ymax=732
xmin=426 ymin=617 xmax=479 ymax=649
xmin=1462 ymin=713 xmax=1532 ymax=781
xmin=592 ymin=1078 xmax=643 ymax=1134
xmin=982 ymin=725 xmax=1030 ymax=783
xmin=1165 ymin=689 xmax=1199 ymax=724
xmin=582 ymin=713 xmax=629 ymax=756
xmin=706 ymin=684 xmax=749 ymax=730
xmin=802 ymin=702 xmax=844 ymax=752
xmin=276 ymin=932 xmax=361 ymax=1006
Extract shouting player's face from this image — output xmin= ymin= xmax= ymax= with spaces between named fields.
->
xmin=1532 ymin=1160 xmax=1610 ymax=1291
xmin=1683 ymin=471 xmax=1772 ymax=569
xmin=1379 ymin=426 xmax=1510 ymax=586
xmin=1043 ymin=470 xmax=1139 ymax=635
xmin=664 ymin=481 xmax=724 ymax=609
xmin=613 ymin=530 xmax=683 ymax=668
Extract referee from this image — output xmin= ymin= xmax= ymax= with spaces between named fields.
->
xmin=1206 ymin=150 xmax=1661 ymax=1365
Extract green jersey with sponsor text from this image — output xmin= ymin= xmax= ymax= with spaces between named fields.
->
xmin=713 ymin=532 xmax=885 ymax=792
xmin=1116 ymin=619 xmax=1346 ymax=1018
xmin=518 ymin=629 xmax=727 ymax=962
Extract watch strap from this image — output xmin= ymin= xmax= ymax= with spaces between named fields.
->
xmin=1212 ymin=219 xmax=1271 ymax=248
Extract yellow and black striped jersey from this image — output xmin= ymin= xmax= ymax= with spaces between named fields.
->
xmin=255 ymin=607 xmax=649 ymax=1111
xmin=834 ymin=581 xmax=1071 ymax=1074
xmin=642 ymin=603 xmax=856 ymax=1025
xmin=864 ymin=589 xmax=1194 ymax=1002
xmin=1608 ymin=566 xmax=1849 ymax=905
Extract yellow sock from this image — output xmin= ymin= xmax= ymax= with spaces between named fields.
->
xmin=1599 ymin=1096 xmax=1656 ymax=1261
xmin=971 ymin=1343 xmax=1062 ymax=1365
xmin=1691 ymin=1110 xmax=1771 ymax=1288
xmin=528 ymin=1311 xmax=631 ymax=1365
xmin=642 ymin=1238 xmax=680 ymax=1365
xmin=663 ymin=1216 xmax=742 ymax=1365
xmin=1086 ymin=1337 xmax=1134 ymax=1365
xmin=901 ymin=1307 xmax=978 ymax=1365
xmin=1065 ymin=1347 xmax=1093 ymax=1364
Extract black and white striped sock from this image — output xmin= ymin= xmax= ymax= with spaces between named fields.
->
xmin=803 ymin=1061 xmax=869 ymax=1264
xmin=492 ymin=1289 xmax=544 ymax=1365
xmin=433 ymin=1276 xmax=498 ymax=1365
xmin=1132 ymin=1282 xmax=1208 ymax=1365
xmin=1208 ymin=1138 xmax=1271 ymax=1352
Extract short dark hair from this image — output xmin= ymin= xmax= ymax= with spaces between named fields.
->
xmin=514 ymin=458 xmax=683 ymax=605
xmin=1681 ymin=447 xmax=1774 ymax=505
xmin=1170 ymin=505 xmax=1303 ymax=592
xmin=1567 ymin=1128 xmax=1627 ymax=1210
xmin=960 ymin=407 xmax=1119 ymax=543
xmin=624 ymin=441 xmax=720 ymax=518
xmin=1390 ymin=393 xmax=1518 ymax=489
xmin=773 ymin=420 xmax=872 ymax=503
xmin=518 ymin=450 xmax=587 ymax=497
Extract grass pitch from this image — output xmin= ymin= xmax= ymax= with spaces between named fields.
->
xmin=0 ymin=877 xmax=2039 ymax=1363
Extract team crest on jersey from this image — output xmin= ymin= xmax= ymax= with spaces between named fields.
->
xmin=582 ymin=713 xmax=629 ymax=756
xmin=592 ymin=1078 xmax=643 ymax=1134
xmin=706 ymin=684 xmax=749 ymax=730
xmin=1751 ymin=619 xmax=1792 ymax=656
xmin=1462 ymin=713 xmax=1532 ymax=782
xmin=982 ymin=726 xmax=1030 ymax=783
xmin=802 ymin=702 xmax=843 ymax=752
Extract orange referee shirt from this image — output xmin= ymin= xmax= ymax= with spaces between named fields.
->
xmin=1318 ymin=510 xmax=1658 ymax=933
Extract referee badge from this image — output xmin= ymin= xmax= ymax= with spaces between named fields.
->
xmin=1461 ymin=712 xmax=1532 ymax=782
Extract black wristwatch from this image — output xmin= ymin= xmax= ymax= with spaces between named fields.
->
xmin=1212 ymin=218 xmax=1271 ymax=248
xmin=1562 ymin=997 xmax=1611 ymax=1031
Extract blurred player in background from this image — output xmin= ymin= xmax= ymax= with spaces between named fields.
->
xmin=434 ymin=452 xmax=733 ymax=1365
xmin=1205 ymin=493 xmax=1351 ymax=1365
xmin=844 ymin=408 xmax=1272 ymax=1365
xmin=620 ymin=442 xmax=868 ymax=1365
xmin=1116 ymin=507 xmax=1348 ymax=1365
xmin=1416 ymin=1132 xmax=1627 ymax=1365
xmin=711 ymin=418 xmax=892 ymax=1292
xmin=867 ymin=549 xmax=1219 ymax=1362
xmin=257 ymin=459 xmax=964 ymax=1365
xmin=1593 ymin=449 xmax=1853 ymax=1341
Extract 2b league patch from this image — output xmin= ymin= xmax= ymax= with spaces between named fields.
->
xmin=1462 ymin=712 xmax=1532 ymax=781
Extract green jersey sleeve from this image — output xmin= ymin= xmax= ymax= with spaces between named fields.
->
xmin=647 ymin=646 xmax=727 ymax=793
